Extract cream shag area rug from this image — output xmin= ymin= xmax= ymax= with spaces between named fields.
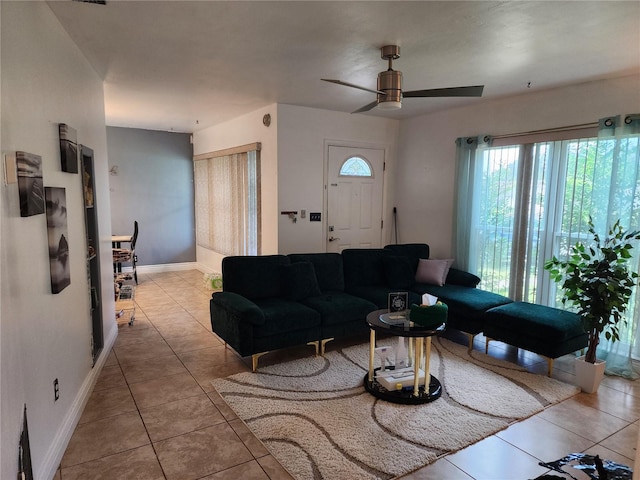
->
xmin=212 ymin=338 xmax=579 ymax=480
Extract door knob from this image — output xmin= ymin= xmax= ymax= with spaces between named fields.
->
xmin=328 ymin=236 xmax=341 ymax=242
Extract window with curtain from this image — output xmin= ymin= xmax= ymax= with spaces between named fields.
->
xmin=455 ymin=115 xmax=640 ymax=376
xmin=194 ymin=143 xmax=261 ymax=256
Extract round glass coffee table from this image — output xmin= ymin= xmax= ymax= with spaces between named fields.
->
xmin=365 ymin=309 xmax=445 ymax=404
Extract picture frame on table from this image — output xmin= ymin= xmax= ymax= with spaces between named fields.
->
xmin=388 ymin=292 xmax=408 ymax=313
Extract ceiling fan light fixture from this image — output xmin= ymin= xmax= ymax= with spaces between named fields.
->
xmin=377 ymin=100 xmax=402 ymax=110
xmin=323 ymin=44 xmax=484 ymax=115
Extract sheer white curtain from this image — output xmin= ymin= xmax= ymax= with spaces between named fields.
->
xmin=194 ymin=145 xmax=261 ymax=256
xmin=453 ymin=136 xmax=490 ymax=270
xmin=455 ymin=114 xmax=640 ymax=378
xmin=592 ymin=115 xmax=640 ymax=377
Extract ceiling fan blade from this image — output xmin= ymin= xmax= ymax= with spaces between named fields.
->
xmin=322 ymin=79 xmax=384 ymax=96
xmin=403 ymin=85 xmax=484 ymax=98
xmin=351 ymin=101 xmax=379 ymax=114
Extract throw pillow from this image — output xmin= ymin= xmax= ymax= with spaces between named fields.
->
xmin=383 ymin=255 xmax=414 ymax=289
xmin=279 ymin=262 xmax=322 ymax=301
xmin=415 ymin=258 xmax=454 ymax=286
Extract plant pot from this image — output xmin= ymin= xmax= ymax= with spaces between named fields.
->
xmin=574 ymin=356 xmax=606 ymax=393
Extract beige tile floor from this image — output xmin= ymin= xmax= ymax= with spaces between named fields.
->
xmin=56 ymin=270 xmax=639 ymax=479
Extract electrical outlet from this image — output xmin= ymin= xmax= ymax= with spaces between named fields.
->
xmin=53 ymin=378 xmax=59 ymax=402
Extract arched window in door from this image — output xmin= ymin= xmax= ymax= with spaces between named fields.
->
xmin=339 ymin=156 xmax=373 ymax=177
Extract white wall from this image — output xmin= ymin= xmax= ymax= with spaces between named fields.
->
xmin=276 ymin=104 xmax=400 ymax=253
xmin=396 ymin=74 xmax=640 ymax=258
xmin=192 ymin=104 xmax=400 ymax=268
xmin=192 ymin=104 xmax=278 ymax=273
xmin=1 ymin=3 xmax=115 ymax=479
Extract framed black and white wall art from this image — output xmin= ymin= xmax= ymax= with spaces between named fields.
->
xmin=58 ymin=123 xmax=78 ymax=173
xmin=16 ymin=151 xmax=45 ymax=217
xmin=45 ymin=187 xmax=70 ymax=294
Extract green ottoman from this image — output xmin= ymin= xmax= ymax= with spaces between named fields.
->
xmin=483 ymin=302 xmax=588 ymax=376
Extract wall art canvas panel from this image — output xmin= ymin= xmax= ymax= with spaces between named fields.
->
xmin=45 ymin=187 xmax=71 ymax=294
xmin=18 ymin=405 xmax=33 ymax=480
xmin=58 ymin=123 xmax=78 ymax=173
xmin=16 ymin=151 xmax=45 ymax=217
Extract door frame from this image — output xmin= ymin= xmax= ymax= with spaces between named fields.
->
xmin=323 ymin=139 xmax=390 ymax=252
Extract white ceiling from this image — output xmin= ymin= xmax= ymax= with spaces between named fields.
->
xmin=48 ymin=1 xmax=640 ymax=133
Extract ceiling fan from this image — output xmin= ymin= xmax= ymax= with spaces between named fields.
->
xmin=322 ymin=45 xmax=484 ymax=113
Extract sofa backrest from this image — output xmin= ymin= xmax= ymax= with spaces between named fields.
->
xmin=288 ymin=253 xmax=345 ymax=292
xmin=383 ymin=243 xmax=430 ymax=273
xmin=222 ymin=255 xmax=290 ymax=300
xmin=341 ymin=248 xmax=388 ymax=289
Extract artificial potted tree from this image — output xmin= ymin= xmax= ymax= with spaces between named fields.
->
xmin=544 ymin=219 xmax=640 ymax=393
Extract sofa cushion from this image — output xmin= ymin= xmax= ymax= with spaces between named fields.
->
xmin=222 ymin=255 xmax=289 ymax=300
xmin=383 ymin=255 xmax=414 ymax=289
xmin=417 ymin=284 xmax=512 ymax=317
xmin=252 ymin=298 xmax=321 ymax=337
xmin=301 ymin=292 xmax=377 ymax=326
xmin=384 ymin=243 xmax=430 ymax=272
xmin=348 ymin=285 xmax=422 ymax=310
xmin=288 ymin=253 xmax=345 ymax=292
xmin=415 ymin=258 xmax=454 ymax=286
xmin=279 ymin=262 xmax=322 ymax=301
xmin=342 ymin=248 xmax=388 ymax=288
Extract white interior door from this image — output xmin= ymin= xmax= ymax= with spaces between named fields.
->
xmin=326 ymin=145 xmax=384 ymax=253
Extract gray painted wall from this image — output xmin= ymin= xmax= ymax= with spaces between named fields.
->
xmin=107 ymin=127 xmax=195 ymax=265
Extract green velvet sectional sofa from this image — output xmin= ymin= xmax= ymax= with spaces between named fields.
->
xmin=210 ymin=243 xmax=588 ymax=373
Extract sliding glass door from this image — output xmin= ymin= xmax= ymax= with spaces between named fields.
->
xmin=461 ymin=130 xmax=640 ymax=362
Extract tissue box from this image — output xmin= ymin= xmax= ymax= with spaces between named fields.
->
xmin=409 ymin=302 xmax=448 ymax=328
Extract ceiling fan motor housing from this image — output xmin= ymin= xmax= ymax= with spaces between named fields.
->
xmin=377 ymin=69 xmax=402 ymax=105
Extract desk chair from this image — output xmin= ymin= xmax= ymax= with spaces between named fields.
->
xmin=113 ymin=220 xmax=138 ymax=284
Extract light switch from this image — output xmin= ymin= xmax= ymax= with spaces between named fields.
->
xmin=310 ymin=213 xmax=321 ymax=222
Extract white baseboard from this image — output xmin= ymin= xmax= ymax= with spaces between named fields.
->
xmin=119 ymin=262 xmax=203 ymax=274
xmin=137 ymin=262 xmax=199 ymax=274
xmin=41 ymin=326 xmax=118 ymax=480
xmin=119 ymin=262 xmax=220 ymax=276
xmin=195 ymin=263 xmax=219 ymax=274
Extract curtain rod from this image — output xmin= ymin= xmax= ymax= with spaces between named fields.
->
xmin=193 ymin=142 xmax=261 ymax=161
xmin=493 ymin=122 xmax=599 ymax=140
